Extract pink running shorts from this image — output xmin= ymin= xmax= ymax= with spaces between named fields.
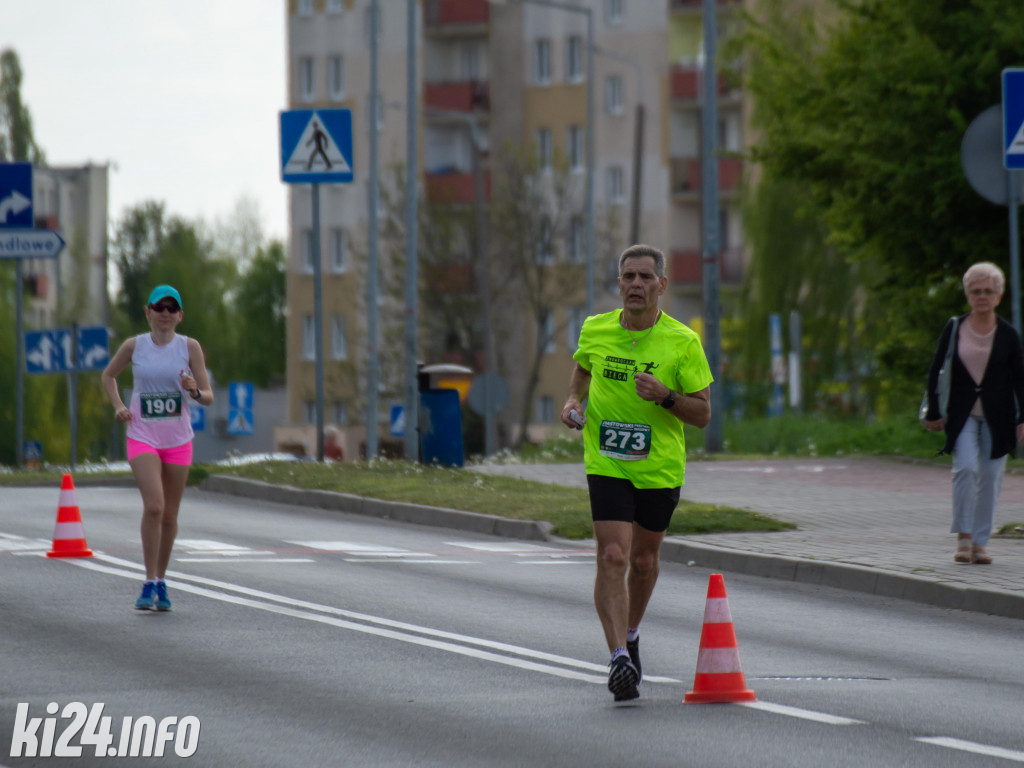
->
xmin=126 ymin=438 xmax=193 ymax=466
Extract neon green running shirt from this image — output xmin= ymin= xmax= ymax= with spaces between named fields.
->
xmin=572 ymin=309 xmax=713 ymax=488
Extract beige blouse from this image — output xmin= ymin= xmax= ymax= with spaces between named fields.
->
xmin=958 ymin=322 xmax=996 ymax=418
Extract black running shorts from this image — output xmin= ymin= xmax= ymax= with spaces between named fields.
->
xmin=586 ymin=474 xmax=681 ymax=533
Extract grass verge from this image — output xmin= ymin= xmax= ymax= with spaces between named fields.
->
xmin=0 ymin=459 xmax=793 ymax=541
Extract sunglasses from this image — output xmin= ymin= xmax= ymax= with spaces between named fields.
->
xmin=149 ymin=303 xmax=180 ymax=314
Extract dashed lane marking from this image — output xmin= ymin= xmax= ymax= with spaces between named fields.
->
xmin=914 ymin=737 xmax=1024 ymax=762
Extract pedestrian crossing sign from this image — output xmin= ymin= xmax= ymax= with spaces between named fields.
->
xmin=280 ymin=109 xmax=354 ymax=184
xmin=1003 ymin=68 xmax=1024 ymax=170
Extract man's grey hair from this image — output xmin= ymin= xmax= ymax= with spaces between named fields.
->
xmin=618 ymin=244 xmax=666 ymax=278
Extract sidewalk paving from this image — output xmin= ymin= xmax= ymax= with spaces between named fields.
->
xmin=468 ymin=458 xmax=1024 ymax=620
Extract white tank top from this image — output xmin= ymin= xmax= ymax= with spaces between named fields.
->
xmin=126 ymin=333 xmax=194 ymax=448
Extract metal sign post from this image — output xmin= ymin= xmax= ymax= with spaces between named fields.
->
xmin=280 ymin=108 xmax=354 ymax=461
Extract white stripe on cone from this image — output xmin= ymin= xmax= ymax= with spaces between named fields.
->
xmin=59 ymin=489 xmax=77 ymax=506
xmin=695 ymin=647 xmax=743 ymax=674
xmin=53 ymin=522 xmax=85 ymax=540
xmin=703 ymin=597 xmax=732 ymax=623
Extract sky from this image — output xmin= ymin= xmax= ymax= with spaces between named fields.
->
xmin=3 ymin=1 xmax=289 ymax=242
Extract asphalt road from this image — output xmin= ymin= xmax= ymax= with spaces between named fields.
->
xmin=1 ymin=486 xmax=1023 ymax=767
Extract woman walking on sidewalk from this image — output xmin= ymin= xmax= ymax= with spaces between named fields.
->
xmin=101 ymin=285 xmax=213 ymax=610
xmin=923 ymin=262 xmax=1024 ymax=565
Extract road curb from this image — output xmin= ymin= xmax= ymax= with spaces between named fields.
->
xmin=200 ymin=474 xmax=1023 ymax=621
xmin=661 ymin=539 xmax=1024 ymax=621
xmin=200 ymin=475 xmax=552 ymax=542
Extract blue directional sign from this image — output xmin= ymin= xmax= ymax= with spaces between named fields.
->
xmin=190 ymin=404 xmax=205 ymax=432
xmin=77 ymin=326 xmax=110 ymax=372
xmin=0 ymin=162 xmax=33 ymax=228
xmin=280 ymin=109 xmax=354 ymax=184
xmin=227 ymin=381 xmax=254 ymax=435
xmin=1003 ymin=68 xmax=1024 ymax=170
xmin=25 ymin=326 xmax=110 ymax=374
xmin=389 ymin=404 xmax=405 ymax=437
xmin=25 ymin=329 xmax=71 ymax=374
xmin=0 ymin=229 xmax=64 ymax=260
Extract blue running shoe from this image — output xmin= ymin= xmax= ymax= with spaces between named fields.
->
xmin=154 ymin=581 xmax=171 ymax=612
xmin=135 ymin=582 xmax=156 ymax=610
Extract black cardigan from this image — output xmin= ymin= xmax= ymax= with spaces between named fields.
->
xmin=926 ymin=314 xmax=1024 ymax=458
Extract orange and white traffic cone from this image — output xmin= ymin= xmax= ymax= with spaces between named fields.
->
xmin=684 ymin=573 xmax=755 ymax=703
xmin=46 ymin=474 xmax=93 ymax=558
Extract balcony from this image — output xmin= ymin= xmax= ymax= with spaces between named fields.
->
xmin=670 ymin=65 xmax=732 ymax=101
xmin=424 ymin=0 xmax=489 ymax=28
xmin=670 ymin=156 xmax=744 ymax=196
xmin=670 ymin=247 xmax=744 ymax=286
xmin=424 ymin=80 xmax=490 ymax=112
xmin=426 ymin=169 xmax=492 ymax=204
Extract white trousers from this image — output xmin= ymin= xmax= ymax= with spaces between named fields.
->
xmin=951 ymin=416 xmax=1005 ymax=547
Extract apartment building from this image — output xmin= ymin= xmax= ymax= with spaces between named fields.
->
xmin=281 ymin=0 xmax=747 ymax=455
xmin=22 ymin=163 xmax=110 ymax=329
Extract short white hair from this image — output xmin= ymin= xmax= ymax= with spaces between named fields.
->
xmin=963 ymin=262 xmax=1005 ymax=294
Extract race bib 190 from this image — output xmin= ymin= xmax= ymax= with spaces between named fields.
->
xmin=599 ymin=420 xmax=651 ymax=461
xmin=139 ymin=391 xmax=183 ymax=422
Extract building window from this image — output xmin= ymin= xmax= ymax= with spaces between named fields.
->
xmin=536 ymin=396 xmax=555 ymax=424
xmin=567 ymin=216 xmax=584 ymax=263
xmin=605 ymin=75 xmax=623 ymax=115
xmin=330 ymin=228 xmax=348 ymax=272
xmin=536 ymin=128 xmax=552 ymax=171
xmin=333 ymin=400 xmax=349 ymax=426
xmin=541 ymin=313 xmax=556 ymax=354
xmin=534 ymin=39 xmax=551 ymax=85
xmin=326 ymin=0 xmax=343 ymax=12
xmin=298 ymin=0 xmax=313 ymax=16
xmin=606 ymin=0 xmax=623 ymax=24
xmin=566 ymin=36 xmax=583 ymax=83
xmin=302 ymin=315 xmax=315 ymax=360
xmin=329 ymin=55 xmax=344 ymax=100
xmin=567 ymin=306 xmax=586 ymax=351
xmin=299 ymin=57 xmax=315 ymax=102
xmin=567 ymin=125 xmax=583 ymax=171
xmin=461 ymin=41 xmax=481 ymax=80
xmin=607 ymin=166 xmax=625 ymax=203
xmin=331 ymin=314 xmax=348 ymax=360
xmin=301 ymin=229 xmax=314 ymax=272
xmin=536 ymin=217 xmax=554 ymax=265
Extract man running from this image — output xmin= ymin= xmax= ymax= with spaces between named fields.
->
xmin=562 ymin=244 xmax=712 ymax=701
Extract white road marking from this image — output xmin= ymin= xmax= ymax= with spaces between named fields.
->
xmin=914 ymin=737 xmax=1024 ymax=762
xmin=286 ymin=540 xmax=409 ymax=552
xmin=65 ymin=555 xmax=606 ymax=684
xmin=516 ymin=561 xmax=591 ymax=566
xmin=0 ymin=533 xmax=50 ymax=552
xmin=739 ymin=701 xmax=865 ymax=725
xmin=75 ymin=552 xmax=679 ymax=684
xmin=176 ymin=558 xmax=315 ymax=563
xmin=343 ymin=558 xmax=479 ymax=564
xmin=445 ymin=542 xmax=561 ymax=552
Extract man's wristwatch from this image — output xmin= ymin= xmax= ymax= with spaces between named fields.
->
xmin=190 ymin=388 xmax=201 ymax=401
xmin=660 ymin=390 xmax=676 ymax=410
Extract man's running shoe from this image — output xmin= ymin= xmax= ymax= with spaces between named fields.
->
xmin=155 ymin=581 xmax=172 ymax=612
xmin=607 ymin=655 xmax=640 ymax=701
xmin=135 ymin=582 xmax=156 ymax=610
xmin=627 ymin=637 xmax=642 ymax=685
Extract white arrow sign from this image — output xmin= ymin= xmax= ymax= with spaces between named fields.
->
xmin=0 ymin=229 xmax=65 ymax=260
xmin=0 ymin=189 xmax=31 ymax=223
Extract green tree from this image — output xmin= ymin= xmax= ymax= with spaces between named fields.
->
xmin=230 ymin=240 xmax=286 ymax=387
xmin=0 ymin=48 xmax=44 ymax=163
xmin=741 ymin=0 xmax=1024 ymax=407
